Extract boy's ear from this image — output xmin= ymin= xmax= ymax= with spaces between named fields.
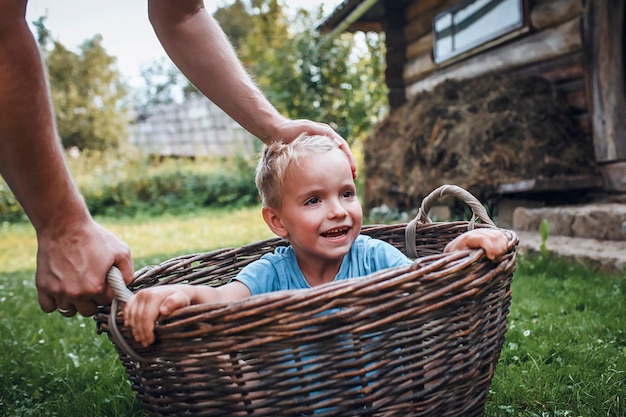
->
xmin=262 ymin=206 xmax=288 ymax=238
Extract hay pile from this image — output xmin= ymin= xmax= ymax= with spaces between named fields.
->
xmin=363 ymin=73 xmax=598 ymax=214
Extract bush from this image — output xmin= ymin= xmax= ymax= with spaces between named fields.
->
xmin=0 ymin=152 xmax=260 ymax=223
xmin=0 ymin=181 xmax=27 ymax=223
xmin=84 ymin=168 xmax=258 ymax=218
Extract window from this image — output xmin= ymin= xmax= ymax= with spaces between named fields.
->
xmin=433 ymin=0 xmax=526 ymax=64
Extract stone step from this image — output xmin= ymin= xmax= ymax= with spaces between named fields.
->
xmin=512 ymin=203 xmax=626 ymax=241
xmin=514 ymin=231 xmax=625 ymax=273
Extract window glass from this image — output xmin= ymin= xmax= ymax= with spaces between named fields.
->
xmin=434 ymin=0 xmax=524 ymax=64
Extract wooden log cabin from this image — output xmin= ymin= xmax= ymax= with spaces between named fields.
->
xmin=318 ymin=0 xmax=626 ymax=216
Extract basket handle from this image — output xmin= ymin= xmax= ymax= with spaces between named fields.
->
xmin=106 ymin=267 xmax=148 ymax=362
xmin=405 ymin=184 xmax=496 ymax=258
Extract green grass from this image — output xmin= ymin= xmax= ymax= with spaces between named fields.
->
xmin=485 ymin=255 xmax=626 ymax=417
xmin=0 ymin=207 xmax=273 ymax=416
xmin=1 ymin=208 xmax=624 ymax=416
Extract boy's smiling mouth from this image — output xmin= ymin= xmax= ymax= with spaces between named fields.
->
xmin=321 ymin=227 xmax=350 ymax=238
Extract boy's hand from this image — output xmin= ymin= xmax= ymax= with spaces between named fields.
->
xmin=123 ymin=286 xmax=195 ymax=347
xmin=444 ymin=228 xmax=509 ymax=261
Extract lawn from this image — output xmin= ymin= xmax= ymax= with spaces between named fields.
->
xmin=0 ymin=207 xmax=624 ymax=416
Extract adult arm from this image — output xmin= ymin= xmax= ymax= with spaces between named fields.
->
xmin=0 ymin=0 xmax=134 ymax=316
xmin=146 ymin=0 xmax=356 ymax=174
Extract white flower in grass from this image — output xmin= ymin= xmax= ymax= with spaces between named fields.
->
xmin=68 ymin=352 xmax=80 ymax=368
xmin=523 ymin=330 xmax=531 ymax=337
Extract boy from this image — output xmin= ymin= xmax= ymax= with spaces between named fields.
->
xmin=124 ymin=134 xmax=508 ymax=347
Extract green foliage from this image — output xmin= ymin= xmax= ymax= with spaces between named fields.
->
xmin=83 ymin=164 xmax=258 ymax=218
xmin=31 ymin=16 xmax=52 ymax=45
xmin=539 ymin=218 xmax=550 ymax=257
xmin=131 ymin=1 xmax=387 ymax=145
xmin=0 ymin=181 xmax=27 ymax=223
xmin=53 ymin=37 xmax=129 ymax=150
xmin=213 ymin=0 xmax=254 ymax=49
xmin=78 ymin=152 xmax=258 ymax=218
xmin=135 ymin=58 xmax=199 ymax=111
xmin=0 ymin=152 xmax=259 ymax=224
xmin=34 ymin=18 xmax=129 ymax=151
xmin=220 ymin=0 xmax=388 ymax=144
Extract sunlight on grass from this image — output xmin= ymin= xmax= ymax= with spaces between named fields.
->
xmin=0 ymin=222 xmax=37 ymax=273
xmin=0 ymin=206 xmax=273 ymax=273
xmin=103 ymin=206 xmax=274 ymax=265
xmin=65 ymin=150 xmax=234 ymax=189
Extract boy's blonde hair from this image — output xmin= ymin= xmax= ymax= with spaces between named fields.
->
xmin=256 ymin=134 xmax=340 ymax=209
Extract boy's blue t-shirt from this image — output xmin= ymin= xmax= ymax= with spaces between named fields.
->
xmin=235 ymin=235 xmax=412 ymax=295
xmin=233 ymin=235 xmax=413 ymax=413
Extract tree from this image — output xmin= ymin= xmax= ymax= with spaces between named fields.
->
xmin=237 ymin=2 xmax=388 ymax=144
xmin=35 ymin=17 xmax=129 ymax=151
xmin=213 ymin=0 xmax=253 ymax=50
xmin=131 ymin=0 xmax=388 ymax=145
xmin=133 ymin=1 xmax=255 ymax=112
xmin=135 ymin=58 xmax=199 ymax=111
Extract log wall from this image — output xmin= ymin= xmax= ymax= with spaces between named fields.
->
xmin=401 ymin=0 xmax=590 ymax=135
xmin=582 ymin=0 xmax=626 ymax=191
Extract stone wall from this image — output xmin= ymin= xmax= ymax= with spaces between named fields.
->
xmin=513 ymin=203 xmax=626 ymax=241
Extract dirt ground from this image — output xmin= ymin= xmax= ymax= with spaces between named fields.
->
xmin=363 ymin=73 xmax=598 ymax=215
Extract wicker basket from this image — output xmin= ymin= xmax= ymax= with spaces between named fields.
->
xmin=95 ymin=185 xmax=518 ymax=417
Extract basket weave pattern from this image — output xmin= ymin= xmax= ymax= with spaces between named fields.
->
xmin=95 ymin=186 xmax=518 ymax=416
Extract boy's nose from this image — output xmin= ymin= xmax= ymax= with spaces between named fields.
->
xmin=327 ymin=199 xmax=348 ymax=218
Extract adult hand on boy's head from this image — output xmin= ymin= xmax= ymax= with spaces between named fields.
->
xmin=271 ymin=118 xmax=357 ymax=178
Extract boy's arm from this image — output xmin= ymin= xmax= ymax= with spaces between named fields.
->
xmin=444 ymin=229 xmax=508 ymax=261
xmin=124 ymin=281 xmax=251 ymax=347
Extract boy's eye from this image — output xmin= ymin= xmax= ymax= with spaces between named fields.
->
xmin=305 ymin=197 xmax=320 ymax=205
xmin=342 ymin=190 xmax=356 ymax=198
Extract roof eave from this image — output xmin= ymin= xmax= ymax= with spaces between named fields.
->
xmin=316 ymin=0 xmax=382 ymax=34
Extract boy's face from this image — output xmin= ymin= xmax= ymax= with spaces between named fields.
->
xmin=265 ymin=147 xmax=362 ymax=266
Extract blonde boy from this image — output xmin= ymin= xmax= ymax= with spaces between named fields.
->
xmin=125 ymin=134 xmax=507 ymax=346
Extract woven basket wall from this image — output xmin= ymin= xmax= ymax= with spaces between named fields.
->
xmin=95 ymin=186 xmax=518 ymax=417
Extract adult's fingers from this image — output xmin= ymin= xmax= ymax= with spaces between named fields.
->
xmin=73 ymin=299 xmax=99 ymax=317
xmin=38 ymin=291 xmax=57 ymax=314
xmin=332 ymin=136 xmax=358 ymax=179
xmin=114 ymin=255 xmax=135 ymax=285
xmin=57 ymin=305 xmax=76 ymax=317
